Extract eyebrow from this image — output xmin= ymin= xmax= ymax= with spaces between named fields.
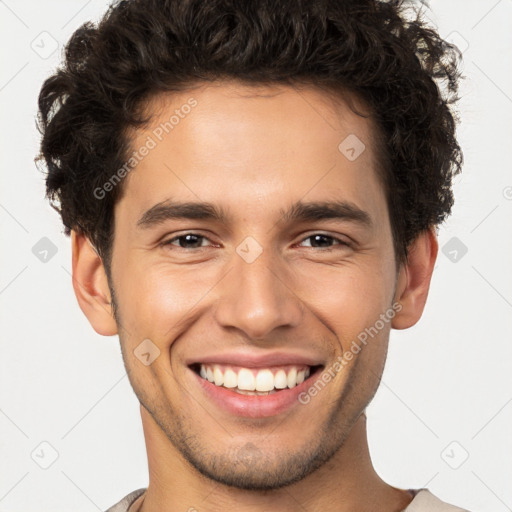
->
xmin=137 ymin=200 xmax=229 ymax=228
xmin=136 ymin=198 xmax=372 ymax=229
xmin=279 ymin=200 xmax=372 ymax=228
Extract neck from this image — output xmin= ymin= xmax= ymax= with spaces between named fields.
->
xmin=137 ymin=404 xmax=412 ymax=512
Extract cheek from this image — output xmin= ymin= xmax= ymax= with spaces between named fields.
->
xmin=114 ymin=260 xmax=220 ymax=339
xmin=289 ymin=260 xmax=396 ymax=371
xmin=297 ymin=261 xmax=393 ymax=322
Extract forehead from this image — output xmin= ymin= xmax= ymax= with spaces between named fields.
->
xmin=118 ymin=81 xmax=387 ymax=228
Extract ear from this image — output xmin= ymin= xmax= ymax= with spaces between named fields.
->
xmin=392 ymin=227 xmax=438 ymax=330
xmin=71 ymin=230 xmax=118 ymax=336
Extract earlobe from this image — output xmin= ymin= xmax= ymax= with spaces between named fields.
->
xmin=71 ymin=230 xmax=118 ymax=336
xmin=391 ymin=228 xmax=438 ymax=330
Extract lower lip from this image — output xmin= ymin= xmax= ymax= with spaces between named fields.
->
xmin=191 ymin=368 xmax=321 ymax=418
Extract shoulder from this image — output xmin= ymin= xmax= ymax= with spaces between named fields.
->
xmin=405 ymin=489 xmax=471 ymax=512
xmin=104 ymin=488 xmax=147 ymax=512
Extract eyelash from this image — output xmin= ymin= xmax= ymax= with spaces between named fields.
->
xmin=160 ymin=232 xmax=351 ymax=251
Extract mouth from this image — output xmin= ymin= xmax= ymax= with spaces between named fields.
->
xmin=189 ymin=363 xmax=324 ymax=396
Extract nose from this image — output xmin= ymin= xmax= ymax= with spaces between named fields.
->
xmin=213 ymin=247 xmax=304 ymax=340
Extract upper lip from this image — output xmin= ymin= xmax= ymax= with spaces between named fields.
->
xmin=186 ymin=351 xmax=324 ymax=369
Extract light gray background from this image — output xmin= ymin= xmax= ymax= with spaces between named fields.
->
xmin=0 ymin=1 xmax=511 ymax=511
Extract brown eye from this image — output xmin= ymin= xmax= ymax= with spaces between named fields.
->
xmin=299 ymin=234 xmax=348 ymax=249
xmin=163 ymin=233 xmax=210 ymax=249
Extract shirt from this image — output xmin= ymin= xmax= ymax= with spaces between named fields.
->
xmin=104 ymin=488 xmax=470 ymax=512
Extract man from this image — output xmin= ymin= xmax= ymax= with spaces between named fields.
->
xmin=36 ymin=0 xmax=468 ymax=510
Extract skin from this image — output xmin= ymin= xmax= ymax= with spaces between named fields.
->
xmin=72 ymin=81 xmax=437 ymax=511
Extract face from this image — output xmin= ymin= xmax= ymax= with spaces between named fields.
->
xmin=107 ymin=81 xmax=400 ymax=489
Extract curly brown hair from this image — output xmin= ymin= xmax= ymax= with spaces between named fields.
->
xmin=36 ymin=0 xmax=463 ymax=269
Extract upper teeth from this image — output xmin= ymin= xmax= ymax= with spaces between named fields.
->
xmin=199 ymin=364 xmax=311 ymax=391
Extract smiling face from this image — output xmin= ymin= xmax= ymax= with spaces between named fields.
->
xmin=74 ymin=81 xmax=428 ymax=491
